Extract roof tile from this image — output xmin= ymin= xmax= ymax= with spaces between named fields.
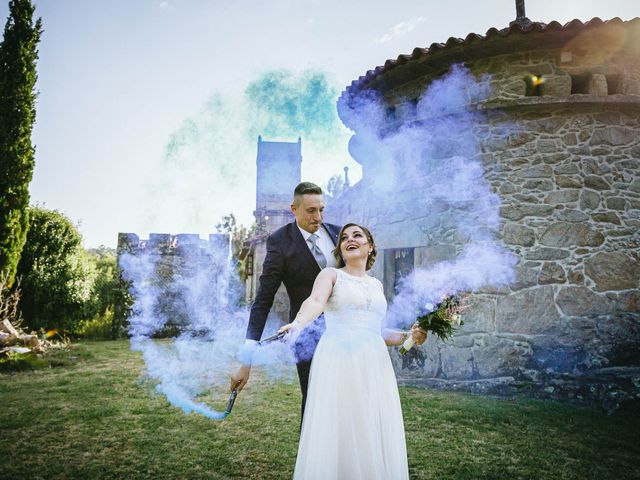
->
xmin=343 ymin=16 xmax=639 ymax=98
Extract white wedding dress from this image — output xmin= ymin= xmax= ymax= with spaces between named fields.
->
xmin=294 ymin=268 xmax=409 ymax=480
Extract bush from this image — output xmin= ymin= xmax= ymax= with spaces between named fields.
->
xmin=16 ymin=206 xmax=95 ymax=333
xmin=84 ymin=247 xmax=118 ymax=318
xmin=74 ymin=308 xmax=114 ymax=340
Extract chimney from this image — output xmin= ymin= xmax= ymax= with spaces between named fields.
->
xmin=510 ymin=0 xmax=533 ymax=28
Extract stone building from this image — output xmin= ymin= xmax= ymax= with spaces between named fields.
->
xmin=254 ymin=136 xmax=303 ymax=233
xmin=333 ymin=8 xmax=640 ymax=410
xmin=238 ymin=136 xmax=303 ymax=323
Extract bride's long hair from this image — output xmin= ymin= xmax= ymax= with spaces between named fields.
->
xmin=332 ymin=223 xmax=378 ymax=271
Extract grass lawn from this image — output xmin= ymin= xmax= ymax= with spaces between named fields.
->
xmin=1 ymin=340 xmax=639 ymax=480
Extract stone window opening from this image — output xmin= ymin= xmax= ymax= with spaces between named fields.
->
xmin=246 ymin=254 xmax=254 ymax=276
xmin=386 ymin=105 xmax=396 ymax=121
xmin=524 ymin=74 xmax=543 ymax=96
xmin=383 ymin=247 xmax=415 ymax=297
xmin=570 ymin=73 xmax=591 ymax=94
xmin=605 ymin=74 xmax=622 ymax=94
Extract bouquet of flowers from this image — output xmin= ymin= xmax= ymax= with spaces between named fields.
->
xmin=399 ymin=295 xmax=467 ymax=355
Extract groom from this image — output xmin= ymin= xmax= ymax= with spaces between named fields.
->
xmin=230 ymin=181 xmax=426 ymax=421
xmin=230 ymin=181 xmax=341 ymax=419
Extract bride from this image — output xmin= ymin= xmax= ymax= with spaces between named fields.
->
xmin=279 ymin=223 xmax=427 ymax=480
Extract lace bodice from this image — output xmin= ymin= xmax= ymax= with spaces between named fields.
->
xmin=323 ymin=268 xmax=387 ymax=334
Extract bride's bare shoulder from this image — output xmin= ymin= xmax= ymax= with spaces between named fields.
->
xmin=318 ymin=267 xmax=338 ymax=284
xmin=371 ymin=275 xmax=384 ymax=289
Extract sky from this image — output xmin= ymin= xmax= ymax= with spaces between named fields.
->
xmin=1 ymin=0 xmax=639 ymax=248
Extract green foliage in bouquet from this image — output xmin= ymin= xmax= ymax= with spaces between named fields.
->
xmin=399 ymin=295 xmax=465 ymax=355
xmin=415 ymin=296 xmax=464 ymax=341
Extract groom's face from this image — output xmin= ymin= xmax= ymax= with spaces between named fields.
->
xmin=291 ymin=194 xmax=325 ymax=233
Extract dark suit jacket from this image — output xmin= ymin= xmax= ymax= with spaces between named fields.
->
xmin=246 ymin=221 xmax=342 ymax=341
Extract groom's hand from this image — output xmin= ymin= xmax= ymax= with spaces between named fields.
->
xmin=411 ymin=322 xmax=428 ymax=345
xmin=230 ymin=365 xmax=251 ymax=393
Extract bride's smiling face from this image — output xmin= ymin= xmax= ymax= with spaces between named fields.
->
xmin=340 ymin=226 xmax=372 ymax=263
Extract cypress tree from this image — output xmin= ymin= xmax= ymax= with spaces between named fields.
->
xmin=0 ymin=0 xmax=42 ymax=287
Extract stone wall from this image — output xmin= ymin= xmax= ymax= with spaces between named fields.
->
xmin=469 ymin=104 xmax=638 ymax=411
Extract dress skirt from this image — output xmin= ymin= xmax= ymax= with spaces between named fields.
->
xmin=293 ymin=323 xmax=409 ymax=480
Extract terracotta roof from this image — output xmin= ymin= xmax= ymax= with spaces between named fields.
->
xmin=341 ymin=16 xmax=640 ymax=100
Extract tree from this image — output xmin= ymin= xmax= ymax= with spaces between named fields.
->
xmin=16 ymin=207 xmax=95 ymax=332
xmin=0 ymin=1 xmax=42 ymax=287
xmin=80 ymin=246 xmax=131 ymax=339
xmin=85 ymin=246 xmax=118 ymax=318
xmin=215 ymin=213 xmax=256 ymax=258
xmin=325 ymin=173 xmax=345 ymax=202
xmin=87 ymin=246 xmax=132 ymax=338
xmin=215 ymin=213 xmax=237 ymax=236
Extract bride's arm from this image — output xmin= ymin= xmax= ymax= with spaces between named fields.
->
xmin=375 ymin=277 xmax=427 ymax=346
xmin=383 ymin=324 xmax=428 ymax=346
xmin=278 ymin=268 xmax=336 ymax=334
xmin=383 ymin=329 xmax=409 ymax=346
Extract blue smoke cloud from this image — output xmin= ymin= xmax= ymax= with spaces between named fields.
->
xmin=245 ymin=69 xmax=343 ymax=140
xmin=120 ymin=240 xmax=295 ymax=420
xmin=144 ymin=70 xmax=355 ymax=234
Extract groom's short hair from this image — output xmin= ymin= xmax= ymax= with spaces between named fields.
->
xmin=293 ymin=182 xmax=323 ymax=206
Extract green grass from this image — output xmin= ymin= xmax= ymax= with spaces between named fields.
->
xmin=0 ymin=340 xmax=638 ymax=480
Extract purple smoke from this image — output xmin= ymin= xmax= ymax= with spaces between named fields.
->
xmin=119 ymin=238 xmax=294 ymax=420
xmin=336 ymin=64 xmax=517 ymax=329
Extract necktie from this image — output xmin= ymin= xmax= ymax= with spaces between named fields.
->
xmin=308 ymin=233 xmax=327 ymax=268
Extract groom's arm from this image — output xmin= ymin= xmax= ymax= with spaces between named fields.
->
xmin=231 ymin=234 xmax=285 ymax=393
xmin=246 ymin=233 xmax=285 ymax=341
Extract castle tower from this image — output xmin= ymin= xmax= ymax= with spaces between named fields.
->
xmin=254 ymin=136 xmax=302 ymax=232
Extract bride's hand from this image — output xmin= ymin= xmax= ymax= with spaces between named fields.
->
xmin=411 ymin=322 xmax=428 ymax=345
xmin=278 ymin=321 xmax=301 ymax=343
xmin=278 ymin=323 xmax=295 ymax=335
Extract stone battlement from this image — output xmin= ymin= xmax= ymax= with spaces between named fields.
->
xmin=117 ymin=232 xmax=230 ymax=255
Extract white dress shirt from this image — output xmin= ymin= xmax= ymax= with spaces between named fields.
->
xmin=297 ymin=223 xmax=338 ymax=269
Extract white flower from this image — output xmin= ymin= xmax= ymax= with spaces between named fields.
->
xmin=424 ymin=302 xmax=434 ymax=311
xmin=450 ymin=314 xmax=462 ymax=326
